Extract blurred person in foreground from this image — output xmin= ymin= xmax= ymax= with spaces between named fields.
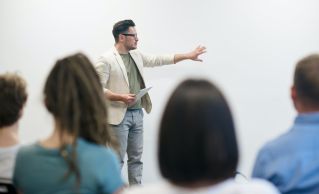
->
xmin=13 ymin=53 xmax=125 ymax=194
xmin=0 ymin=73 xmax=27 ymax=181
xmin=123 ymin=79 xmax=279 ymax=194
xmin=253 ymin=54 xmax=319 ymax=194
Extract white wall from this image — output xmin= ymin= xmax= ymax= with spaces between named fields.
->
xmin=1 ymin=0 xmax=319 ymax=184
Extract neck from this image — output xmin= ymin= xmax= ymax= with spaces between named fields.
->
xmin=40 ymin=122 xmax=75 ymax=148
xmin=296 ymin=102 xmax=319 ymax=114
xmin=298 ymin=109 xmax=319 ymax=114
xmin=115 ymin=43 xmax=129 ymax=54
xmin=0 ymin=122 xmax=19 ymax=147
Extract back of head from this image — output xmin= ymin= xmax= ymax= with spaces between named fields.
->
xmin=0 ymin=73 xmax=27 ymax=128
xmin=112 ymin=19 xmax=135 ymax=43
xmin=44 ymin=53 xmax=114 ymax=146
xmin=159 ymin=79 xmax=238 ymax=185
xmin=294 ymin=54 xmax=319 ymax=108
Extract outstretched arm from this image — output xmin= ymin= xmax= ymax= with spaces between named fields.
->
xmin=174 ymin=45 xmax=206 ymax=64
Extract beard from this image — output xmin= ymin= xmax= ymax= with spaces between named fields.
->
xmin=125 ymin=42 xmax=137 ymax=51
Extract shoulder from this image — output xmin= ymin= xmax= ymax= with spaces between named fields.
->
xmin=123 ymin=180 xmax=279 ymax=194
xmin=258 ymin=130 xmax=293 ymax=157
xmin=239 ymin=179 xmax=279 ymax=193
xmin=129 ymin=49 xmax=142 ymax=55
xmin=16 ymin=143 xmax=40 ymax=158
xmin=129 ymin=50 xmax=143 ymax=61
xmin=216 ymin=179 xmax=279 ymax=194
xmin=77 ymin=139 xmax=118 ymax=162
xmin=0 ymin=144 xmax=20 ymax=155
xmin=123 ymin=182 xmax=172 ymax=194
xmin=14 ymin=143 xmax=41 ymax=174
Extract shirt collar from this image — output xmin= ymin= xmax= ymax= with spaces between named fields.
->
xmin=294 ymin=112 xmax=319 ymax=125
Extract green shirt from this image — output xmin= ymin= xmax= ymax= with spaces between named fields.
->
xmin=120 ymin=53 xmax=142 ymax=109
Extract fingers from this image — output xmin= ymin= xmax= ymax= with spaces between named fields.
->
xmin=127 ymin=94 xmax=136 ymax=105
xmin=121 ymin=93 xmax=136 ymax=104
xmin=128 ymin=94 xmax=136 ymax=98
xmin=126 ymin=95 xmax=135 ymax=102
xmin=194 ymin=45 xmax=206 ymax=62
xmin=127 ymin=97 xmax=135 ymax=101
xmin=128 ymin=94 xmax=135 ymax=100
xmin=197 ymin=45 xmax=206 ymax=50
xmin=197 ymin=50 xmax=206 ymax=56
xmin=196 ymin=45 xmax=206 ymax=51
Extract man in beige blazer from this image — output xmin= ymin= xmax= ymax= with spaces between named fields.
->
xmin=95 ymin=19 xmax=206 ymax=185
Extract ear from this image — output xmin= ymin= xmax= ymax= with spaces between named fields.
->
xmin=18 ymin=108 xmax=24 ymax=119
xmin=291 ymin=85 xmax=297 ymax=102
xmin=44 ymin=96 xmax=49 ymax=109
xmin=118 ymin=34 xmax=125 ymax=42
xmin=291 ymin=85 xmax=300 ymax=111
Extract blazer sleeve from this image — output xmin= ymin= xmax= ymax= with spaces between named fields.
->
xmin=95 ymin=56 xmax=111 ymax=92
xmin=139 ymin=51 xmax=175 ymax=67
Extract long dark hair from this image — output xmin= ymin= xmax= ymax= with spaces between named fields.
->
xmin=44 ymin=53 xmax=117 ymax=186
xmin=159 ymin=79 xmax=238 ymax=185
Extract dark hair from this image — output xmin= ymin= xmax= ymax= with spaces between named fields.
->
xmin=159 ymin=79 xmax=238 ymax=185
xmin=294 ymin=54 xmax=319 ymax=106
xmin=112 ymin=19 xmax=135 ymax=43
xmin=44 ymin=53 xmax=117 ymax=185
xmin=0 ymin=73 xmax=27 ymax=128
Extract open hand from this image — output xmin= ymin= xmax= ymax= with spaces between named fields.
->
xmin=188 ymin=45 xmax=206 ymax=62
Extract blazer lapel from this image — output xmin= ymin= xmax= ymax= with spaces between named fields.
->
xmin=112 ymin=47 xmax=129 ymax=86
xmin=129 ymin=51 xmax=144 ymax=79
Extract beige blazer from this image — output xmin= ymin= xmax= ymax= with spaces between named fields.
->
xmin=95 ymin=47 xmax=174 ymax=125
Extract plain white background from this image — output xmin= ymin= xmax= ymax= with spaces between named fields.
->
xmin=1 ymin=0 xmax=319 ymax=184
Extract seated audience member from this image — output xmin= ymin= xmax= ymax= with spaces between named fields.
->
xmin=0 ymin=73 xmax=27 ymax=180
xmin=124 ymin=79 xmax=279 ymax=194
xmin=252 ymin=54 xmax=319 ymax=194
xmin=13 ymin=53 xmax=125 ymax=194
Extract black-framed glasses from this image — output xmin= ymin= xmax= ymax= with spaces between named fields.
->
xmin=121 ymin=33 xmax=138 ymax=38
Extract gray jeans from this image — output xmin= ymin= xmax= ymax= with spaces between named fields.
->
xmin=111 ymin=109 xmax=143 ymax=185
